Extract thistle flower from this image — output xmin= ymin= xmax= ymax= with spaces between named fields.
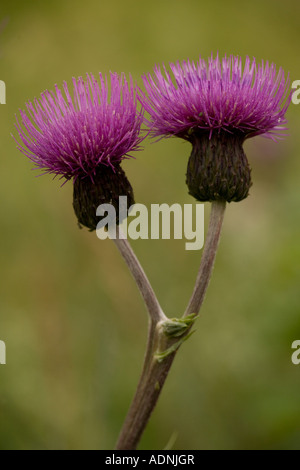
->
xmin=14 ymin=72 xmax=144 ymax=229
xmin=140 ymin=54 xmax=291 ymax=202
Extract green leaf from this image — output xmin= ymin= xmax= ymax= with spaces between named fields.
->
xmin=154 ymin=330 xmax=196 ymax=363
xmin=162 ymin=313 xmax=198 ymax=338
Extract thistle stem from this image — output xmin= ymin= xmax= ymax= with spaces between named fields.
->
xmin=113 ymin=200 xmax=226 ymax=450
xmin=184 ymin=200 xmax=226 ymax=317
xmin=113 ymin=226 xmax=167 ymax=324
xmin=115 ymin=333 xmax=177 ymax=450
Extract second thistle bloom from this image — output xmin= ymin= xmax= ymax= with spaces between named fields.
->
xmin=14 ymin=72 xmax=144 ymax=229
xmin=140 ymin=55 xmax=291 ymax=202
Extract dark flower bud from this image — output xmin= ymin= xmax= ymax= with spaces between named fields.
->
xmin=73 ymin=165 xmax=135 ymax=231
xmin=186 ymin=131 xmax=252 ymax=202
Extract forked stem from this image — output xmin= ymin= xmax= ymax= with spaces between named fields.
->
xmin=113 ymin=200 xmax=226 ymax=450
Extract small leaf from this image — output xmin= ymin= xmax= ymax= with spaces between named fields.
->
xmin=162 ymin=313 xmax=198 ymax=338
xmin=154 ymin=330 xmax=196 ymax=363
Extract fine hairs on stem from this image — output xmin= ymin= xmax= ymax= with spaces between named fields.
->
xmin=113 ymin=200 xmax=226 ymax=450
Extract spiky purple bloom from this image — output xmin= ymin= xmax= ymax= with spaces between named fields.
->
xmin=139 ymin=54 xmax=291 ymax=203
xmin=140 ymin=54 xmax=291 ymax=141
xmin=14 ymin=72 xmax=144 ymax=181
xmin=14 ymin=72 xmax=144 ymax=230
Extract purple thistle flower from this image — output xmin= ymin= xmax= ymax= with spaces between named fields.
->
xmin=13 ymin=72 xmax=145 ymax=230
xmin=140 ymin=54 xmax=291 ymax=141
xmin=14 ymin=72 xmax=144 ymax=181
xmin=139 ymin=54 xmax=292 ymax=203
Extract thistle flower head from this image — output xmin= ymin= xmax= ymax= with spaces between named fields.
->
xmin=140 ymin=54 xmax=291 ymax=141
xmin=140 ymin=54 xmax=291 ymax=203
xmin=14 ymin=72 xmax=144 ymax=181
xmin=13 ymin=72 xmax=144 ymax=230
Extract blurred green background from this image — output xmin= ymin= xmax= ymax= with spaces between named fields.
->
xmin=0 ymin=0 xmax=300 ymax=450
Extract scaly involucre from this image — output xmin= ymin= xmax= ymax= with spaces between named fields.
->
xmin=140 ymin=54 xmax=291 ymax=141
xmin=14 ymin=72 xmax=144 ymax=180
